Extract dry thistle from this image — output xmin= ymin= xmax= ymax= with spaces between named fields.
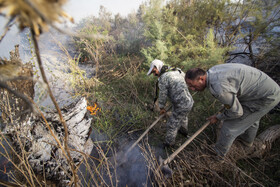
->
xmin=0 ymin=58 xmax=22 ymax=81
xmin=0 ymin=0 xmax=74 ymax=35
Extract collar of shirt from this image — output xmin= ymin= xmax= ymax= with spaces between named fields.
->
xmin=206 ymin=71 xmax=210 ymax=88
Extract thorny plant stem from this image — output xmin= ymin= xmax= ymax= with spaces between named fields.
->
xmin=0 ymin=81 xmax=34 ymax=113
xmin=31 ymin=29 xmax=78 ymax=186
xmin=0 ymin=134 xmax=33 ymax=186
xmin=15 ymin=132 xmax=38 ymax=187
xmin=0 ymin=22 xmax=13 ymax=43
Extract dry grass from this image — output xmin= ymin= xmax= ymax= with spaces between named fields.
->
xmin=0 ymin=1 xmax=279 ymax=186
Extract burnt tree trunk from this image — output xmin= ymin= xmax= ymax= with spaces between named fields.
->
xmin=1 ymin=45 xmax=94 ymax=186
xmin=4 ymin=97 xmax=93 ymax=186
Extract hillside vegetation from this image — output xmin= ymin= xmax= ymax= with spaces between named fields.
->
xmin=70 ymin=0 xmax=280 ymax=186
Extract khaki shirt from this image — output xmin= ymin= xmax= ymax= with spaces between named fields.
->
xmin=207 ymin=63 xmax=280 ymax=120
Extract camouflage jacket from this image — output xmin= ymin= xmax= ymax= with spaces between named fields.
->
xmin=207 ymin=63 xmax=280 ymax=120
xmin=158 ymin=69 xmax=193 ymax=110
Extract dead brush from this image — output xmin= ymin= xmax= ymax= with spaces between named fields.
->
xmin=76 ymin=142 xmax=118 ymax=186
xmin=165 ymin=133 xmax=275 ymax=187
xmin=0 ymin=1 xmax=78 ymax=185
xmin=140 ymin=143 xmax=172 ymax=187
xmin=97 ymin=55 xmax=144 ymax=82
xmin=0 ymin=96 xmax=47 ymax=186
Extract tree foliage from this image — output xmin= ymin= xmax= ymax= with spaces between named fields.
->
xmin=74 ymin=0 xmax=280 ymax=71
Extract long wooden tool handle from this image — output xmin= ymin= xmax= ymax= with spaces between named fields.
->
xmin=126 ymin=106 xmax=172 ymax=154
xmin=163 ymin=120 xmax=211 ymax=165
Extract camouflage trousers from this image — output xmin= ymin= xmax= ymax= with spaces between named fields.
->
xmin=214 ymin=98 xmax=280 ymax=156
xmin=165 ymin=108 xmax=190 ymax=146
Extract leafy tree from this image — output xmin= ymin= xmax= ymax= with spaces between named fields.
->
xmin=141 ymin=0 xmax=169 ymax=66
xmin=141 ymin=0 xmax=229 ymax=69
xmin=178 ymin=28 xmax=228 ymax=70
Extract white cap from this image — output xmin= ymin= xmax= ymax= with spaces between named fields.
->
xmin=147 ymin=59 xmax=164 ymax=75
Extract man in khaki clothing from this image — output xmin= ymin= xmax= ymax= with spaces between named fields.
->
xmin=185 ymin=63 xmax=280 ymax=158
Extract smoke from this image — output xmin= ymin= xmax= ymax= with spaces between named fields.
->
xmin=115 ymin=142 xmax=152 ymax=187
xmin=77 ymin=130 xmax=160 ymax=186
xmin=0 ymin=18 xmax=21 ymax=58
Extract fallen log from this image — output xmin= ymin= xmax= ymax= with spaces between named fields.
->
xmin=4 ymin=97 xmax=93 ymax=186
xmin=0 ymin=45 xmax=94 ymax=186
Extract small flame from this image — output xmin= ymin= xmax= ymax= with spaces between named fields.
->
xmin=87 ymin=103 xmax=101 ymax=116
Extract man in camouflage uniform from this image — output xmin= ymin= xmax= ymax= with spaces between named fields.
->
xmin=147 ymin=59 xmax=194 ymax=146
xmin=185 ymin=63 xmax=280 ymax=158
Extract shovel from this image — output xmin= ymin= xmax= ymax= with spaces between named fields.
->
xmin=158 ymin=107 xmax=225 ymax=176
xmin=126 ymin=105 xmax=172 ymax=154
xmin=116 ymin=105 xmax=172 ymax=166
xmin=162 ymin=120 xmax=210 ymax=165
xmin=155 ymin=120 xmax=212 ymax=177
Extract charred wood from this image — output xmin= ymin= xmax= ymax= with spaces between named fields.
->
xmin=1 ymin=46 xmax=93 ymax=186
xmin=4 ymin=97 xmax=93 ymax=186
